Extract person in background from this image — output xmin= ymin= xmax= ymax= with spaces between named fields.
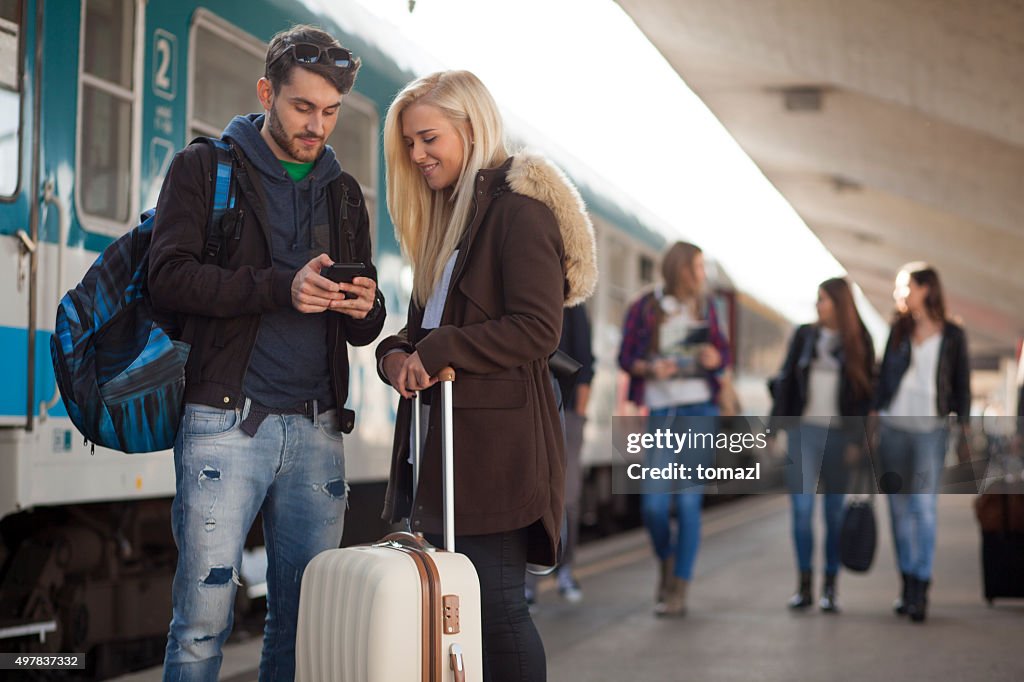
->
xmin=526 ymin=304 xmax=596 ymax=607
xmin=874 ymin=263 xmax=970 ymax=623
xmin=1015 ymin=373 xmax=1023 ymax=449
xmin=617 ymin=241 xmax=730 ymax=617
xmin=770 ymin=278 xmax=874 ymax=613
xmin=554 ymin=305 xmax=595 ymax=601
xmin=375 ymin=70 xmax=597 ymax=681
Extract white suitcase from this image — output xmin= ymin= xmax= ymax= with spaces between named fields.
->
xmin=296 ymin=367 xmax=482 ymax=682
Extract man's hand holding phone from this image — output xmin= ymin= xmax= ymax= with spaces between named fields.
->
xmin=322 ymin=260 xmax=377 ymax=319
xmin=291 ymin=254 xmax=346 ymax=313
xmin=291 ymin=255 xmax=377 ymax=318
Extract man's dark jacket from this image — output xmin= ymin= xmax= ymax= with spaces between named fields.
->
xmin=148 ymin=126 xmax=385 ymax=419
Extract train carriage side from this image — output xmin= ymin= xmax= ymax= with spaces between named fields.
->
xmin=0 ymin=1 xmax=416 ymax=512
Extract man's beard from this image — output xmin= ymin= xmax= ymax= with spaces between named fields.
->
xmin=268 ymin=104 xmax=324 ymax=163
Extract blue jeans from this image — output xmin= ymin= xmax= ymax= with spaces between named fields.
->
xmin=786 ymin=424 xmax=848 ymax=575
xmin=163 ymin=402 xmax=348 ymax=682
xmin=878 ymin=422 xmax=947 ymax=580
xmin=641 ymin=402 xmax=717 ymax=581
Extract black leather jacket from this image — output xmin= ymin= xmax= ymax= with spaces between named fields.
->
xmin=873 ymin=321 xmax=970 ymax=425
xmin=770 ymin=324 xmax=875 ymax=428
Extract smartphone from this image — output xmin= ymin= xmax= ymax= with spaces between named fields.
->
xmin=322 ymin=262 xmax=366 ymax=299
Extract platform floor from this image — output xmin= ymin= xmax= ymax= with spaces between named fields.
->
xmin=114 ymin=494 xmax=1023 ymax=682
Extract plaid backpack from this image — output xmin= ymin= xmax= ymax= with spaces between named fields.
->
xmin=50 ymin=138 xmax=238 ymax=453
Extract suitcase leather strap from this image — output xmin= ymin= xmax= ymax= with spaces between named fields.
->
xmin=381 ymin=531 xmax=434 ymax=552
xmin=375 ymin=538 xmax=443 ymax=682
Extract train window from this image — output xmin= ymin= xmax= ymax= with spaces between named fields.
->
xmin=600 ymin=230 xmax=634 ymax=335
xmin=0 ymin=0 xmax=21 ymax=196
xmin=328 ymin=93 xmax=379 ymax=242
xmin=605 ymin=234 xmax=628 ymax=290
xmin=639 ymin=254 xmax=655 ymax=285
xmin=190 ymin=11 xmax=380 ymax=245
xmin=188 ymin=18 xmax=264 ymax=139
xmin=77 ymin=0 xmax=137 ymax=229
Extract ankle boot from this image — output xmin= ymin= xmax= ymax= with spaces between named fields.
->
xmin=788 ymin=571 xmax=813 ymax=610
xmin=908 ymin=577 xmax=930 ymax=623
xmin=656 ymin=556 xmax=675 ymax=606
xmin=819 ymin=573 xmax=840 ymax=613
xmin=894 ymin=572 xmax=911 ymax=615
xmin=656 ymin=576 xmax=689 ymax=617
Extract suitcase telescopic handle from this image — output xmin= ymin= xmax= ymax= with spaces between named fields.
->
xmin=413 ymin=366 xmax=457 ymax=552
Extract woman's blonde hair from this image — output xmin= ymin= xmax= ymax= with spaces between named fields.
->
xmin=383 ymin=70 xmax=510 ymax=306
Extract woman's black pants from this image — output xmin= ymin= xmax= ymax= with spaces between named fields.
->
xmin=427 ymin=527 xmax=546 ymax=682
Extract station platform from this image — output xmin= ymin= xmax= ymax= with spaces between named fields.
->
xmin=114 ymin=494 xmax=1022 ymax=682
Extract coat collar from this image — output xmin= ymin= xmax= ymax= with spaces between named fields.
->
xmin=458 ymin=153 xmax=598 ymax=308
xmin=504 ymin=152 xmax=597 ymax=307
xmin=452 ymin=153 xmax=598 ymax=307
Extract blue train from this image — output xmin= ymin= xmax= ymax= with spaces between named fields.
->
xmin=0 ymin=0 xmax=786 ymax=674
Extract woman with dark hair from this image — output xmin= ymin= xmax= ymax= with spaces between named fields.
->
xmin=874 ymin=263 xmax=970 ymax=623
xmin=770 ymin=278 xmax=874 ymax=612
xmin=618 ymin=241 xmax=731 ymax=617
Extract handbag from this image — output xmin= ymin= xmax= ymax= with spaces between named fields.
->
xmin=840 ymin=464 xmax=877 ymax=573
xmin=548 ymin=348 xmax=582 ymax=401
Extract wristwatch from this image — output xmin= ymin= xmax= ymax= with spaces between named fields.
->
xmin=365 ymin=291 xmax=384 ymax=320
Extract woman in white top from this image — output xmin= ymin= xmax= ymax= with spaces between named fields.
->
xmin=770 ymin=278 xmax=874 ymax=612
xmin=873 ymin=263 xmax=971 ymax=623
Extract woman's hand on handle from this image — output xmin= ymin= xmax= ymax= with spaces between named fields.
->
xmin=403 ymin=352 xmax=439 ymax=394
xmin=383 ymin=351 xmax=411 ymax=398
xmin=384 ymin=351 xmax=445 ymax=399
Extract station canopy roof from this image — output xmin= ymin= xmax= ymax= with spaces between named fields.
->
xmin=616 ymin=0 xmax=1024 ymax=363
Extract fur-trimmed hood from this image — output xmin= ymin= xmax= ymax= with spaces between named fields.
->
xmin=506 ymin=153 xmax=597 ymax=307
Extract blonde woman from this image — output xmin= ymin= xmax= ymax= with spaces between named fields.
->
xmin=375 ymin=70 xmax=596 ymax=681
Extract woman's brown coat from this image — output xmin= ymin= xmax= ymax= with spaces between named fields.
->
xmin=376 ymin=153 xmax=597 ymax=565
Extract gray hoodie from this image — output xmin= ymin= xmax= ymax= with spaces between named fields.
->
xmin=223 ymin=113 xmax=341 ymax=409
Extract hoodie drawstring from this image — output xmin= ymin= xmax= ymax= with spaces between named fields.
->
xmin=290 ymin=182 xmax=299 ymax=251
xmin=308 ymin=180 xmax=317 ymax=250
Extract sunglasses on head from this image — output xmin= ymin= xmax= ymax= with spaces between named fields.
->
xmin=269 ymin=42 xmax=355 ymax=69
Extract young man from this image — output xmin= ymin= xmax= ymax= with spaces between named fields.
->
xmin=149 ymin=25 xmax=385 ymax=681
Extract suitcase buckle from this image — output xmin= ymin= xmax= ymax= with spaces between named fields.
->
xmin=442 ymin=595 xmax=460 ymax=634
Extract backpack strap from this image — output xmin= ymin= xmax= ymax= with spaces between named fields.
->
xmin=328 ymin=175 xmax=358 ymax=262
xmin=190 ymin=136 xmax=238 ymax=264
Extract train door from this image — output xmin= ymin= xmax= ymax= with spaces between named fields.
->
xmin=1 ymin=0 xmax=30 ymax=434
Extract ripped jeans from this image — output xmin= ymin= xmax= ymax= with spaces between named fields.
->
xmin=163 ymin=402 xmax=348 ymax=682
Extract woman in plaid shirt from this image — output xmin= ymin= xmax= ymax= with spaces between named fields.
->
xmin=618 ymin=241 xmax=730 ymax=617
